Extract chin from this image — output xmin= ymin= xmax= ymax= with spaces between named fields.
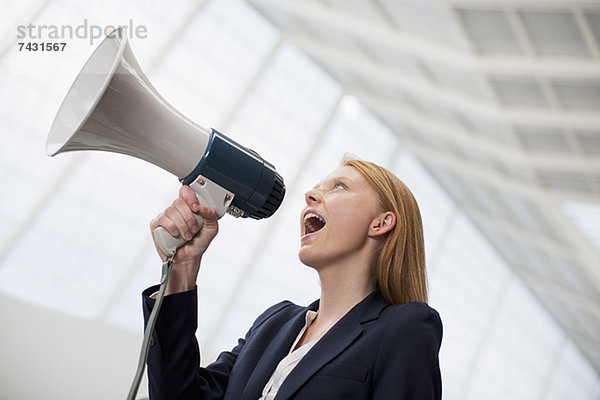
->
xmin=298 ymin=250 xmax=314 ymax=267
xmin=298 ymin=248 xmax=321 ymax=269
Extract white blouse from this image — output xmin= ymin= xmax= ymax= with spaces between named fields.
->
xmin=259 ymin=310 xmax=319 ymax=400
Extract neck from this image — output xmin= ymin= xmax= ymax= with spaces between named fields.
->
xmin=314 ymin=255 xmax=376 ymax=326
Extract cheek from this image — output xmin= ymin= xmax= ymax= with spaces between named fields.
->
xmin=328 ymin=211 xmax=372 ymax=242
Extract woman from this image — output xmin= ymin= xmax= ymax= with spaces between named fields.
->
xmin=143 ymin=157 xmax=442 ymax=399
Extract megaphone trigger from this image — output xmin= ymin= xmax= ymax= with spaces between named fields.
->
xmin=153 ymin=175 xmax=235 ymax=255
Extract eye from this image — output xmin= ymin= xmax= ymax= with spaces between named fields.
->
xmin=333 ymin=181 xmax=346 ymax=190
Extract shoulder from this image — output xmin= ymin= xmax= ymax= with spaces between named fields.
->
xmin=378 ymin=302 xmax=443 ymax=345
xmin=382 ymin=302 xmax=441 ymax=324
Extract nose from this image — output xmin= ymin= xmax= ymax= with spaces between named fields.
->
xmin=305 ymin=189 xmax=320 ymax=205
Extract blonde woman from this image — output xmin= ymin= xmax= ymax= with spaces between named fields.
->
xmin=143 ymin=157 xmax=442 ymax=399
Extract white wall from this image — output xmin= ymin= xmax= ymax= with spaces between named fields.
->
xmin=0 ymin=293 xmax=147 ymax=400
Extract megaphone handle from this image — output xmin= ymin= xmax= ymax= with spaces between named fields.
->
xmin=153 ymin=175 xmax=234 ymax=255
xmin=153 ymin=213 xmax=204 ymax=256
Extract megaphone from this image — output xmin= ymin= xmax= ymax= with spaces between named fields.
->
xmin=46 ymin=28 xmax=285 ymax=255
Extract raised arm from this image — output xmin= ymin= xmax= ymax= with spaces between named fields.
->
xmin=144 ymin=185 xmax=224 ymax=399
xmin=149 ymin=185 xmax=219 ymax=295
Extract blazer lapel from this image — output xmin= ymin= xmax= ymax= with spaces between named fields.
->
xmin=274 ymin=312 xmax=362 ymax=400
xmin=240 ymin=300 xmax=320 ymax=400
xmin=274 ymin=290 xmax=387 ymax=400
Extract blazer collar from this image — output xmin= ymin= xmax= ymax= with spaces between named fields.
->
xmin=350 ymin=289 xmax=388 ymax=323
xmin=275 ymin=289 xmax=388 ymax=400
xmin=240 ymin=290 xmax=388 ymax=400
xmin=306 ymin=289 xmax=387 ymax=320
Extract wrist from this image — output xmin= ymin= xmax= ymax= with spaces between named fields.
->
xmin=165 ymin=258 xmax=201 ymax=295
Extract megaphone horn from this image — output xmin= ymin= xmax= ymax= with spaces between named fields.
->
xmin=47 ymin=27 xmax=285 ymax=255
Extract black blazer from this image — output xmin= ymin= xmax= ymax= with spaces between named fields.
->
xmin=142 ymin=286 xmax=442 ymax=400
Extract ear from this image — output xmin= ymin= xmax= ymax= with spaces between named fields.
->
xmin=368 ymin=211 xmax=396 ymax=238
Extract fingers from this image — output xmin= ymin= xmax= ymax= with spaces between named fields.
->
xmin=150 ymin=186 xmax=217 ymax=241
xmin=197 ymin=204 xmax=217 ymax=226
xmin=150 ymin=211 xmax=181 ymax=239
xmin=168 ymin=199 xmax=199 ymax=240
xmin=180 ymin=185 xmax=200 ymax=213
xmin=150 ymin=186 xmax=221 ymax=264
xmin=180 ymin=185 xmax=218 ymax=230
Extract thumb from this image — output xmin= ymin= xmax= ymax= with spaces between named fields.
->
xmin=197 ymin=205 xmax=218 ymax=229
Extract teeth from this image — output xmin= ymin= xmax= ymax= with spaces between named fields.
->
xmin=303 ymin=211 xmax=326 ymax=235
xmin=304 ymin=212 xmax=325 ymax=224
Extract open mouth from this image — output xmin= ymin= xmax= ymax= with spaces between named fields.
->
xmin=303 ymin=211 xmax=326 ymax=235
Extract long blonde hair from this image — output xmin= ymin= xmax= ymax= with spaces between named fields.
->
xmin=343 ymin=157 xmax=428 ymax=304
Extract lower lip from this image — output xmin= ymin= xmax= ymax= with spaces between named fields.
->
xmin=301 ymin=229 xmax=322 ymax=242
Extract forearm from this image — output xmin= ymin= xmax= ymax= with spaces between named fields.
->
xmin=164 ymin=259 xmax=202 ymax=296
xmin=142 ymin=285 xmax=246 ymax=400
xmin=143 ymin=286 xmax=201 ymax=399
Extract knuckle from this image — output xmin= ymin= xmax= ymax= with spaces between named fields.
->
xmin=150 ymin=216 xmax=161 ymax=230
xmin=173 ymin=197 xmax=185 ymax=208
xmin=181 ymin=186 xmax=195 ymax=202
xmin=163 ymin=220 xmax=178 ymax=234
xmin=156 ymin=214 xmax=174 ymax=229
xmin=155 ymin=214 xmax=167 ymax=226
xmin=184 ymin=212 xmax=197 ymax=224
xmin=164 ymin=206 xmax=177 ymax=218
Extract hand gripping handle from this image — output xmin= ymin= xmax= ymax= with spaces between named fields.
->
xmin=153 ymin=175 xmax=234 ymax=255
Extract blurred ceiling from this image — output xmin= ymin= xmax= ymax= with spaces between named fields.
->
xmin=248 ymin=0 xmax=600 ymax=371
